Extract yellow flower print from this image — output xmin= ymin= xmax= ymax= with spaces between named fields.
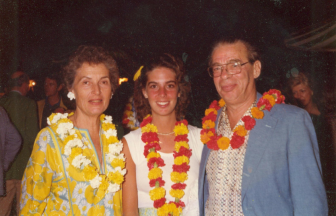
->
xmin=33 ymin=167 xmax=53 ymax=201
xmin=171 ymin=172 xmax=188 ymax=183
xmin=205 ymin=108 xmax=217 ymax=116
xmin=83 ymin=165 xmax=97 ymax=180
xmin=233 ymin=125 xmax=247 ymax=136
xmin=31 ymin=151 xmax=46 ymax=165
xmin=98 ymin=176 xmax=109 ymax=191
xmin=174 ymin=156 xmax=189 ymax=165
xmin=148 ymin=167 xmax=163 ymax=180
xmin=85 ymin=185 xmax=105 ymax=204
xmin=149 ymin=187 xmax=166 ymax=200
xmin=111 ymin=158 xmax=125 ymax=169
xmin=88 ymin=205 xmax=105 ymax=215
xmin=20 ymin=200 xmax=47 ymax=215
xmin=169 ymin=189 xmax=185 ymax=199
xmin=70 ymin=147 xmax=83 ymax=159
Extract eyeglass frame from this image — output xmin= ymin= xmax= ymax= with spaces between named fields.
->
xmin=207 ymin=61 xmax=250 ymax=78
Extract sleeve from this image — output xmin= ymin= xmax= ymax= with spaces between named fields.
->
xmin=3 ymin=108 xmax=22 ymax=171
xmin=189 ymin=126 xmax=204 ymax=163
xmin=20 ymin=129 xmax=55 ymax=215
xmin=288 ymin=110 xmax=328 ymax=215
xmin=25 ymin=101 xmax=39 ymax=152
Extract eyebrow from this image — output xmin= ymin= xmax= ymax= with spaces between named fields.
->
xmin=147 ymin=80 xmax=177 ymax=85
xmin=78 ymin=76 xmax=109 ymax=81
xmin=212 ymin=58 xmax=241 ymax=65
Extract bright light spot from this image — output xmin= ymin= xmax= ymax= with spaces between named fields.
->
xmin=29 ymin=80 xmax=36 ymax=87
xmin=119 ymin=78 xmax=128 ymax=85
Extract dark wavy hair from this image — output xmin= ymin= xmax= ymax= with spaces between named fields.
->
xmin=63 ymin=45 xmax=119 ymax=93
xmin=134 ymin=53 xmax=190 ymax=122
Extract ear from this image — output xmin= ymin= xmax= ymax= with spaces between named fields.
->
xmin=253 ymin=60 xmax=261 ymax=79
xmin=142 ymin=88 xmax=148 ymax=98
xmin=57 ymin=84 xmax=63 ymax=92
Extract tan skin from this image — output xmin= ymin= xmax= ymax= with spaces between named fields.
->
xmin=44 ymin=77 xmax=63 ymax=106
xmin=211 ymin=42 xmax=261 ymax=129
xmin=292 ymin=83 xmax=320 ymax=116
xmin=68 ymin=62 xmax=113 ymax=166
xmin=122 ymin=67 xmax=180 ymax=215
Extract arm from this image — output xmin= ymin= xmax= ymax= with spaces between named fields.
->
xmin=288 ymin=110 xmax=328 ymax=215
xmin=20 ymin=129 xmax=54 ymax=215
xmin=121 ymin=137 xmax=139 ymax=216
xmin=1 ymin=108 xmax=22 ymax=171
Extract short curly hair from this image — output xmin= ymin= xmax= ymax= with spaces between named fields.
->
xmin=63 ymin=45 xmax=119 ymax=93
xmin=134 ymin=53 xmax=190 ymax=122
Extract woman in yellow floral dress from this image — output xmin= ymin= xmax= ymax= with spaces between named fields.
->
xmin=20 ymin=45 xmax=125 ymax=215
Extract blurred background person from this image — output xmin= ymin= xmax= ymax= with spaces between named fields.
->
xmin=0 ymin=106 xmax=22 ymax=197
xmin=287 ymin=71 xmax=336 ymax=212
xmin=20 ymin=45 xmax=125 ymax=215
xmin=0 ymin=71 xmax=39 ymax=215
xmin=37 ymin=72 xmax=67 ymax=129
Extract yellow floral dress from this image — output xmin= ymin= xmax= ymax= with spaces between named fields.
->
xmin=20 ymin=126 xmax=122 ymax=215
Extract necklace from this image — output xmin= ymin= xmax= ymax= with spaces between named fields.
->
xmin=47 ymin=112 xmax=126 ymax=195
xmin=201 ymin=89 xmax=285 ymax=150
xmin=141 ymin=115 xmax=191 ymax=216
xmin=157 ymin=131 xmax=175 ymax=135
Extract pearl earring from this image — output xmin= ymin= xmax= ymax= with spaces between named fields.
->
xmin=111 ymin=94 xmax=113 ymax=99
xmin=67 ymin=92 xmax=75 ymax=100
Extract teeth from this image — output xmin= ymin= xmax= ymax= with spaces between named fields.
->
xmin=157 ymin=102 xmax=168 ymax=105
xmin=91 ymin=100 xmax=101 ymax=102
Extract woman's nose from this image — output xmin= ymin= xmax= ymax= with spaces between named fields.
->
xmin=92 ymin=83 xmax=101 ymax=94
xmin=158 ymin=87 xmax=167 ymax=97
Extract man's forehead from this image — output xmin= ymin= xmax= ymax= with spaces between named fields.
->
xmin=211 ymin=42 xmax=248 ymax=62
xmin=11 ymin=71 xmax=25 ymax=79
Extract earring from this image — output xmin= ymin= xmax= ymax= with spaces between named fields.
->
xmin=111 ymin=94 xmax=113 ymax=99
xmin=67 ymin=92 xmax=75 ymax=100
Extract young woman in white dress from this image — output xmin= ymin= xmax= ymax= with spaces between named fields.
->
xmin=122 ymin=53 xmax=203 ymax=216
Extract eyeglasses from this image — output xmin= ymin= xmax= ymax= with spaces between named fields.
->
xmin=208 ymin=61 xmax=249 ymax=78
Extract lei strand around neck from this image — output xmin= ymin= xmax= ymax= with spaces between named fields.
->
xmin=201 ymin=89 xmax=285 ymax=150
xmin=47 ymin=112 xmax=126 ymax=195
xmin=141 ymin=115 xmax=192 ymax=216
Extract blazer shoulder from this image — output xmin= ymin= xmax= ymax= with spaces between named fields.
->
xmin=271 ymin=103 xmax=308 ymax=119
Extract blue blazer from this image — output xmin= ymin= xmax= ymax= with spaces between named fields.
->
xmin=198 ymin=93 xmax=328 ymax=216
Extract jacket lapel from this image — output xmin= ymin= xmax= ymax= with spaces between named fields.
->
xmin=241 ymin=93 xmax=278 ymax=199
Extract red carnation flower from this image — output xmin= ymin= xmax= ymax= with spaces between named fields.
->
xmin=207 ymin=136 xmax=220 ymax=150
xmin=142 ymin=132 xmax=160 ymax=143
xmin=202 ymin=112 xmax=217 ymax=123
xmin=242 ymin=116 xmax=256 ymax=130
xmin=174 ymin=134 xmax=188 ymax=142
xmin=201 ymin=128 xmax=216 ymax=135
xmin=176 ymin=119 xmax=188 ymax=126
xmin=143 ymin=142 xmax=161 ymax=157
xmin=169 ymin=201 xmax=186 ymax=208
xmin=122 ymin=118 xmax=130 ymax=125
xmin=154 ymin=197 xmax=166 ymax=208
xmin=230 ymin=133 xmax=245 ymax=149
xmin=140 ymin=116 xmax=152 ymax=127
xmin=257 ymin=97 xmax=272 ymax=111
xmin=209 ymin=100 xmax=220 ymax=110
xmin=147 ymin=157 xmax=165 ymax=169
xmin=149 ymin=177 xmax=165 ymax=187
xmin=173 ymin=146 xmax=192 ymax=158
xmin=171 ymin=183 xmax=187 ymax=190
xmin=172 ymin=163 xmax=190 ymax=173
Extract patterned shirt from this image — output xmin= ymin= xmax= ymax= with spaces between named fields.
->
xmin=205 ymin=102 xmax=256 ymax=216
xmin=20 ymin=126 xmax=122 ymax=216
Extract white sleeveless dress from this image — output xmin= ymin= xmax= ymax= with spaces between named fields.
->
xmin=124 ymin=125 xmax=203 ymax=216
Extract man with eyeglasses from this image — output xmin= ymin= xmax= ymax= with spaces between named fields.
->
xmin=198 ymin=37 xmax=327 ymax=216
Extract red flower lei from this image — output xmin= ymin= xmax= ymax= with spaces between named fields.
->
xmin=141 ymin=115 xmax=192 ymax=216
xmin=201 ymin=89 xmax=285 ymax=150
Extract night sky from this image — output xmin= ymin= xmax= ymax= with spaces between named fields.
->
xmin=1 ymin=0 xmax=335 ymax=125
